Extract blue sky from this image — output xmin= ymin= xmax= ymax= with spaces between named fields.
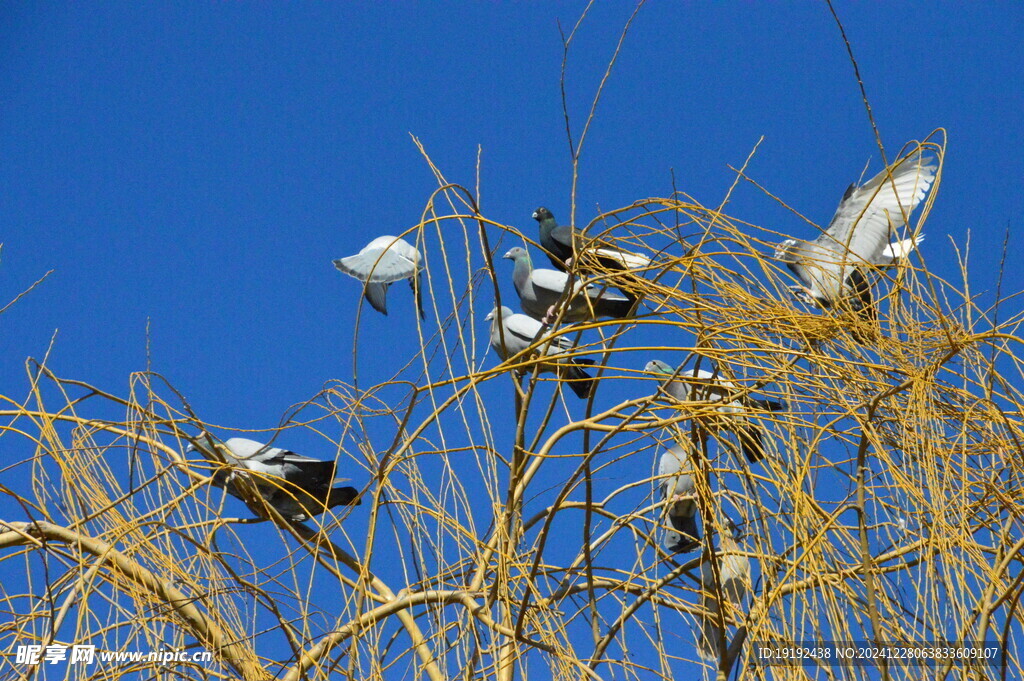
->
xmin=2 ymin=2 xmax=1021 ymax=419
xmin=1 ymin=2 xmax=1022 ymax=678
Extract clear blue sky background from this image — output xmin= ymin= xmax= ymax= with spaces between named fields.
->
xmin=1 ymin=2 xmax=1021 ymax=676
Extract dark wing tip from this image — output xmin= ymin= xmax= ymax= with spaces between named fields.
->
xmin=565 ymin=360 xmax=597 ymax=399
xmin=738 ymin=426 xmax=766 ymax=464
xmin=330 ymin=486 xmax=362 ymax=507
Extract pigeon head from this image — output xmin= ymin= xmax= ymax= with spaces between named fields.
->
xmin=532 ymin=207 xmax=552 ymax=222
xmin=484 ymin=306 xmax=514 ymax=322
xmin=724 ymin=516 xmax=744 ymax=541
xmin=186 ymin=433 xmax=219 ymax=456
xmin=773 ymin=239 xmax=799 ymax=263
xmin=502 ymin=247 xmax=529 ymax=262
xmin=645 ymin=359 xmax=675 ymax=376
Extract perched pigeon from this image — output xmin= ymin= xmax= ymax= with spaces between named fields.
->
xmin=659 ymin=443 xmax=700 ymax=553
xmin=188 ymin=435 xmax=360 ymax=521
xmin=774 ymin=149 xmax=937 ymax=329
xmin=646 ymin=360 xmax=784 ymax=463
xmin=697 ymin=517 xmax=750 ymax=662
xmin=533 ymin=207 xmax=651 ymax=274
xmin=485 ymin=305 xmax=597 ymax=399
xmin=333 ymin=235 xmax=425 ymax=318
xmin=503 ymin=247 xmax=633 ymax=322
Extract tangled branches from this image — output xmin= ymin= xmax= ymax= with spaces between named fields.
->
xmin=1 ymin=136 xmax=1022 ymax=681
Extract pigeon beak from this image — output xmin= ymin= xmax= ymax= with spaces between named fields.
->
xmin=502 ymin=249 xmax=514 ymax=260
xmin=484 ymin=311 xmax=495 ymax=321
xmin=531 ymin=211 xmax=539 ymax=219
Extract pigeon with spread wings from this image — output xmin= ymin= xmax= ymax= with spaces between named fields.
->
xmin=774 ymin=148 xmax=936 ymax=334
xmin=334 ymin=235 xmax=425 ymax=318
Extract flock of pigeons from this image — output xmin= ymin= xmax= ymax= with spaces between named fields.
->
xmin=187 ymin=144 xmax=938 ymax=662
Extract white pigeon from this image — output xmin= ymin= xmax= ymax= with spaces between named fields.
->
xmin=333 ymin=235 xmax=424 ymax=318
xmin=646 ymin=360 xmax=784 ymax=463
xmin=697 ymin=517 xmax=750 ymax=662
xmin=485 ymin=306 xmax=596 ymax=399
xmin=659 ymin=443 xmax=700 ymax=553
xmin=188 ymin=435 xmax=360 ymax=521
xmin=774 ymin=148 xmax=936 ymax=333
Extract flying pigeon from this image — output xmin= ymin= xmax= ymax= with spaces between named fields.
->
xmin=485 ymin=305 xmax=597 ymax=399
xmin=333 ymin=235 xmax=425 ymax=318
xmin=658 ymin=443 xmax=701 ymax=553
xmin=774 ymin=148 xmax=937 ymax=330
xmin=503 ymin=246 xmax=633 ymax=323
xmin=697 ymin=517 xmax=750 ymax=662
xmin=533 ymin=207 xmax=651 ymax=274
xmin=188 ymin=435 xmax=360 ymax=521
xmin=646 ymin=360 xmax=783 ymax=463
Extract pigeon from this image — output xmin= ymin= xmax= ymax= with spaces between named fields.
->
xmin=333 ymin=235 xmax=425 ymax=318
xmin=188 ymin=435 xmax=360 ymax=521
xmin=485 ymin=305 xmax=597 ymax=399
xmin=646 ymin=360 xmax=784 ymax=463
xmin=533 ymin=207 xmax=651 ymax=274
xmin=503 ymin=246 xmax=633 ymax=322
xmin=774 ymin=148 xmax=937 ymax=329
xmin=658 ymin=443 xmax=700 ymax=553
xmin=697 ymin=517 xmax=750 ymax=662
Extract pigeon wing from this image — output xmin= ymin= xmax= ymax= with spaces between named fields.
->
xmin=821 ymin=149 xmax=936 ymax=263
xmin=549 ymin=224 xmax=576 ymax=253
xmin=334 ymin=248 xmax=419 ymax=284
xmin=529 ymin=267 xmax=573 ymax=297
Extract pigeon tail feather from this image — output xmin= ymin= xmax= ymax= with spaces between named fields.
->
xmin=696 ymin=596 xmax=723 ymax=661
xmin=328 ymin=486 xmax=361 ymax=507
xmin=564 ymin=358 xmax=597 ymax=400
xmin=752 ymin=398 xmax=786 ymax=412
xmin=667 ymin=513 xmax=701 ymax=553
xmin=409 ymin=274 xmax=425 ymax=319
xmin=597 ymin=295 xmax=634 ymax=319
xmin=736 ymin=426 xmax=766 ymax=463
xmin=363 ymin=282 xmax=390 ymax=315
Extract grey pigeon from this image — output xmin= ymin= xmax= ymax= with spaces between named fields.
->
xmin=697 ymin=517 xmax=750 ymax=662
xmin=646 ymin=360 xmax=783 ymax=463
xmin=774 ymin=149 xmax=936 ymax=331
xmin=188 ymin=435 xmax=360 ymax=521
xmin=503 ymin=246 xmax=633 ymax=322
xmin=333 ymin=235 xmax=425 ymax=318
xmin=533 ymin=207 xmax=651 ymax=275
xmin=485 ymin=305 xmax=597 ymax=399
xmin=658 ymin=443 xmax=700 ymax=553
